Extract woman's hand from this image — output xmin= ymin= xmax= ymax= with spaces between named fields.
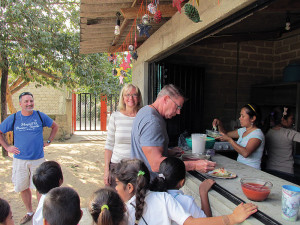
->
xmin=229 ymin=203 xmax=257 ymax=224
xmin=104 ymin=170 xmax=111 ymax=186
xmin=216 ymin=132 xmax=232 ymax=142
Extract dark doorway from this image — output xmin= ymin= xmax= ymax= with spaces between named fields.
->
xmin=148 ymin=62 xmax=205 ymax=146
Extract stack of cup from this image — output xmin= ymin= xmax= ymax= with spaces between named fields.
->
xmin=191 ymin=133 xmax=206 ymax=154
xmin=282 ymin=185 xmax=300 ymax=222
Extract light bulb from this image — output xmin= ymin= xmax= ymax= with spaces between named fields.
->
xmin=114 ymin=25 xmax=120 ymax=35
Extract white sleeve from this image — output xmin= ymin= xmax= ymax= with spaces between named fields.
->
xmin=165 ymin=193 xmax=191 ymax=225
xmin=105 ymin=113 xmax=116 ymax=151
xmin=188 ymin=199 xmax=206 ymax=218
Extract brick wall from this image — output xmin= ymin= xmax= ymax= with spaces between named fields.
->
xmin=10 ymin=83 xmax=72 ymax=140
xmin=165 ymin=31 xmax=300 ymax=131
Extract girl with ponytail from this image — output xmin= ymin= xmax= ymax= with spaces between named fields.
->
xmin=264 ymin=106 xmax=300 ymax=180
xmin=89 ymin=188 xmax=126 ymax=225
xmin=150 ymin=157 xmax=215 ymax=221
xmin=114 ymin=158 xmax=258 ymax=225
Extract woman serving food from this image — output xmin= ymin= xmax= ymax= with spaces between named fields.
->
xmin=212 ymin=104 xmax=265 ymax=170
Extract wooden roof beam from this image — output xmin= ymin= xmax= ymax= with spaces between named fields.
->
xmin=120 ymin=4 xmax=177 ymax=19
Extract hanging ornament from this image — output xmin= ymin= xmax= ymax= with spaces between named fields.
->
xmin=119 ymin=75 xmax=124 ymax=84
xmin=137 ymin=24 xmax=152 ymax=37
xmin=154 ymin=10 xmax=162 ymax=23
xmin=112 ymin=68 xmax=118 ymax=76
xmin=121 ymin=70 xmax=127 ymax=77
xmin=184 ymin=3 xmax=201 ymax=23
xmin=126 ymin=53 xmax=132 ymax=64
xmin=119 ymin=58 xmax=131 ymax=70
xmin=148 ymin=3 xmax=157 ymax=14
xmin=128 ymin=45 xmax=134 ymax=51
xmin=131 ymin=51 xmax=138 ymax=60
xmin=173 ymin=0 xmax=185 ymax=13
xmin=108 ymin=53 xmax=117 ymax=64
xmin=142 ymin=14 xmax=151 ymax=25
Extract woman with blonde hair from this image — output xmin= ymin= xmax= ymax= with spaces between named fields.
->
xmin=104 ymin=84 xmax=143 ymax=187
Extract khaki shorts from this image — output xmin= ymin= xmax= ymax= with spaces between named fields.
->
xmin=12 ymin=157 xmax=45 ymax=192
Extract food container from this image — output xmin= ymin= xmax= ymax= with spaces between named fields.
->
xmin=240 ymin=178 xmax=273 ymax=201
xmin=206 ymin=129 xmax=222 ymax=138
xmin=185 ymin=137 xmax=215 ymax=149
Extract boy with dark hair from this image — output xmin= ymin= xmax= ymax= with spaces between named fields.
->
xmin=32 ymin=161 xmax=63 ymax=225
xmin=43 ymin=187 xmax=82 ymax=225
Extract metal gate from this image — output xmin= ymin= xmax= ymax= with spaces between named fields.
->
xmin=76 ymin=93 xmax=101 ymax=131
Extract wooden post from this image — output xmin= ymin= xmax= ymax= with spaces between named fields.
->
xmin=100 ymin=95 xmax=107 ymax=131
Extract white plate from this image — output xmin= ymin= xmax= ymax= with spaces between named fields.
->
xmin=207 ymin=169 xmax=237 ymax=179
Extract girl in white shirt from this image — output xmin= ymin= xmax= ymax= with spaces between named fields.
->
xmin=150 ymin=157 xmax=215 ymax=222
xmin=114 ymin=159 xmax=257 ymax=225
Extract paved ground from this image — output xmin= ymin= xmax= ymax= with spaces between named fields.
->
xmin=0 ymin=131 xmax=106 ymax=225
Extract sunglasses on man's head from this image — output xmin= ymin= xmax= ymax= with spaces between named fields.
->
xmin=19 ymin=92 xmax=33 ymax=100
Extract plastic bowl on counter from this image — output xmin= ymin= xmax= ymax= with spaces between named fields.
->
xmin=185 ymin=137 xmax=216 ymax=149
xmin=240 ymin=178 xmax=273 ymax=201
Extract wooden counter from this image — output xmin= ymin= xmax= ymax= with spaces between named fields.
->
xmin=182 ymin=154 xmax=300 ymax=225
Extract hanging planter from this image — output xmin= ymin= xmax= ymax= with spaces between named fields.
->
xmin=184 ymin=3 xmax=201 ymax=23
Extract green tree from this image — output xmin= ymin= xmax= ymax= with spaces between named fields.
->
xmin=0 ymin=0 xmax=131 ymax=155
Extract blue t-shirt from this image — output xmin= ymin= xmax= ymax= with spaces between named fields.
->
xmin=236 ymin=127 xmax=265 ymax=169
xmin=0 ymin=111 xmax=53 ymax=160
xmin=131 ymin=106 xmax=169 ymax=178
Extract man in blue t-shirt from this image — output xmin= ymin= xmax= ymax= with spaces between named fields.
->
xmin=131 ymin=84 xmax=216 ymax=179
xmin=0 ymin=92 xmax=58 ymax=225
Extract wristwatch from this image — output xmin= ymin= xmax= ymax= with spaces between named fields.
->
xmin=47 ymin=140 xmax=51 ymax=144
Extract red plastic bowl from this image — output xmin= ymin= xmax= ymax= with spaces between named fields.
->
xmin=240 ymin=178 xmax=272 ymax=201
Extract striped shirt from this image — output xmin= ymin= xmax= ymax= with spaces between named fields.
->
xmin=105 ymin=111 xmax=135 ymax=163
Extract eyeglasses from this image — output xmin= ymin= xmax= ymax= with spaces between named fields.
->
xmin=19 ymin=92 xmax=33 ymax=100
xmin=168 ymin=96 xmax=182 ymax=110
xmin=124 ymin=94 xmax=138 ymax=98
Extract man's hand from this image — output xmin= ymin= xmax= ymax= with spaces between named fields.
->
xmin=6 ymin=146 xmax=20 ymax=155
xmin=194 ymin=159 xmax=216 ymax=173
xmin=168 ymin=146 xmax=184 ymax=157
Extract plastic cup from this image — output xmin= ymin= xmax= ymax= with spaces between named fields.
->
xmin=282 ymin=185 xmax=300 ymax=222
xmin=191 ymin=133 xmax=206 ymax=154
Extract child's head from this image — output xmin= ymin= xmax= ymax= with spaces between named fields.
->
xmin=89 ymin=188 xmax=125 ymax=225
xmin=150 ymin=157 xmax=186 ymax=192
xmin=114 ymin=159 xmax=150 ymax=224
xmin=43 ymin=187 xmax=82 ymax=225
xmin=33 ymin=161 xmax=63 ymax=194
xmin=0 ymin=198 xmax=14 ymax=225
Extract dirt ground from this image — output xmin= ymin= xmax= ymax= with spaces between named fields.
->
xmin=0 ymin=131 xmax=107 ymax=224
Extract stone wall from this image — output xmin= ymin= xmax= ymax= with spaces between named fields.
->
xmin=10 ymin=83 xmax=72 ymax=140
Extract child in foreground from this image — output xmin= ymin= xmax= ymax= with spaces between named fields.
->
xmin=0 ymin=198 xmax=14 ymax=225
xmin=114 ymin=158 xmax=257 ymax=225
xmin=43 ymin=187 xmax=82 ymax=225
xmin=89 ymin=188 xmax=127 ymax=225
xmin=32 ymin=161 xmax=63 ymax=225
xmin=151 ymin=157 xmax=215 ymax=221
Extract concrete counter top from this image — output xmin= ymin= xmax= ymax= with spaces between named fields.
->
xmin=182 ymin=154 xmax=300 ymax=225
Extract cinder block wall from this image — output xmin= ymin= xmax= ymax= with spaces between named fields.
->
xmin=165 ymin=31 xmax=300 ymax=130
xmin=11 ymin=83 xmax=72 ymax=140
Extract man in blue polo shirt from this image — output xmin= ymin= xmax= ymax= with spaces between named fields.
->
xmin=0 ymin=92 xmax=59 ymax=224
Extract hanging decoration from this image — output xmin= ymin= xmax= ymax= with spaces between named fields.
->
xmin=154 ymin=10 xmax=162 ymax=23
xmin=172 ymin=0 xmax=185 ymax=13
xmin=128 ymin=45 xmax=134 ymax=51
xmin=196 ymin=0 xmax=199 ymax=6
xmin=137 ymin=23 xmax=152 ymax=37
xmin=142 ymin=14 xmax=151 ymax=25
xmin=148 ymin=3 xmax=157 ymax=14
xmin=108 ymin=53 xmax=117 ymax=64
xmin=114 ymin=12 xmax=121 ymax=35
xmin=184 ymin=3 xmax=201 ymax=23
xmin=119 ymin=75 xmax=124 ymax=84
xmin=119 ymin=58 xmax=131 ymax=70
xmin=131 ymin=51 xmax=138 ymax=60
